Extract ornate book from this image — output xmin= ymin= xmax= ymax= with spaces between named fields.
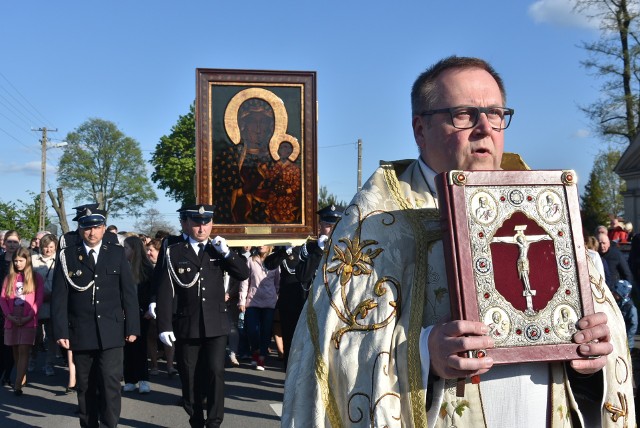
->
xmin=435 ymin=170 xmax=594 ymax=364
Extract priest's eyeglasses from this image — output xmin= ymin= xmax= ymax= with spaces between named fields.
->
xmin=420 ymin=106 xmax=514 ymax=130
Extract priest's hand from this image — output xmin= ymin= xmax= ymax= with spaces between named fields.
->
xmin=428 ymin=320 xmax=494 ymax=379
xmin=570 ymin=312 xmax=612 ymax=375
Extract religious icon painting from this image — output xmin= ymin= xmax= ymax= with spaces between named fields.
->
xmin=436 ymin=170 xmax=594 ymax=364
xmin=195 ymin=69 xmax=317 ymax=245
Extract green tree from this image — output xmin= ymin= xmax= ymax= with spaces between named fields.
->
xmin=58 ymin=118 xmax=157 ymax=218
xmin=318 ymin=185 xmax=347 ymax=210
xmin=150 ymin=104 xmax=196 ymax=205
xmin=581 ymin=169 xmax=609 ymax=233
xmin=581 ymin=148 xmax=625 ymax=232
xmin=575 ymin=0 xmax=640 ymax=145
xmin=0 ymin=192 xmax=41 ymax=239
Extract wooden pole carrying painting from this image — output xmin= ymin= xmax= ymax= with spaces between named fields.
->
xmin=196 ymin=69 xmax=317 ymax=243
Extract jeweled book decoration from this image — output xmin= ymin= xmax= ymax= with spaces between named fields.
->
xmin=436 ymin=170 xmax=594 ymax=364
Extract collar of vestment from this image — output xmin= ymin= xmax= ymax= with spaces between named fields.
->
xmin=417 ymin=157 xmax=439 ymax=201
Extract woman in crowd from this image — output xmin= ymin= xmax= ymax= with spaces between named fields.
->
xmin=238 ymin=245 xmax=279 ymax=370
xmin=0 ymin=247 xmax=44 ymax=395
xmin=31 ymin=234 xmax=58 ymax=376
xmin=225 ymin=246 xmax=253 ymax=366
xmin=144 ymin=238 xmax=176 ymax=377
xmin=0 ymin=230 xmax=21 ymax=386
xmin=123 ymin=236 xmax=154 ymax=393
xmin=585 ymin=234 xmax=607 ymax=280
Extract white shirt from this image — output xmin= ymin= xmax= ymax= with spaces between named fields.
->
xmin=82 ymin=241 xmax=102 ymax=263
xmin=417 ymin=158 xmax=549 ymax=428
xmin=188 ymin=237 xmax=208 ymax=255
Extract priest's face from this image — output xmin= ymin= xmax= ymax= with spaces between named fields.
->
xmin=413 ymin=67 xmax=505 ymax=173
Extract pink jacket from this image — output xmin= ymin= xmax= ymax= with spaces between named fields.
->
xmin=0 ymin=272 xmax=44 ymax=329
xmin=239 ymin=257 xmax=280 ymax=309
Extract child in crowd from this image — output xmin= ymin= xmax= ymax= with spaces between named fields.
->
xmin=612 ymin=279 xmax=638 ymax=350
xmin=0 ymin=247 xmax=44 ymax=395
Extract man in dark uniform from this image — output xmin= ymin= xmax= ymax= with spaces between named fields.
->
xmin=146 ymin=206 xmax=189 ymax=380
xmin=264 ymin=245 xmax=304 ymax=370
xmin=265 ymin=205 xmax=342 ymax=370
xmin=52 ymin=207 xmax=140 ymax=428
xmin=295 ymin=204 xmax=343 ymax=285
xmin=147 ymin=206 xmax=189 ymax=320
xmin=156 ymin=204 xmax=249 ymax=428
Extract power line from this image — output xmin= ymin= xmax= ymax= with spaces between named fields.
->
xmin=0 ymin=92 xmax=38 ymax=129
xmin=0 ymin=126 xmax=38 ymax=151
xmin=319 ymin=142 xmax=357 ymax=149
xmin=0 ymin=107 xmax=38 ymax=139
xmin=0 ymin=71 xmax=54 ymax=127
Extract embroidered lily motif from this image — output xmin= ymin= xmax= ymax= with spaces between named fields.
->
xmin=329 ymin=235 xmax=382 ymax=286
xmin=325 ymin=206 xmax=401 ymax=348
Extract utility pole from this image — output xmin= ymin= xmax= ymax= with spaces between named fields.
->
xmin=33 ymin=127 xmax=59 ymax=231
xmin=357 ymin=138 xmax=363 ymax=192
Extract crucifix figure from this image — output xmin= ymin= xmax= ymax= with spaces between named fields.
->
xmin=491 ymin=225 xmax=552 ymax=315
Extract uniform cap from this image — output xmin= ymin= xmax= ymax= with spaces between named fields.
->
xmin=71 ymin=203 xmax=100 ymax=221
xmin=177 ymin=205 xmax=190 ymax=221
xmin=183 ymin=204 xmax=215 ymax=224
xmin=317 ymin=204 xmax=343 ymax=224
xmin=76 ymin=208 xmax=107 ymax=229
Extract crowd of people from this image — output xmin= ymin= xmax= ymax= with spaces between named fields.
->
xmin=1 ymin=55 xmax=639 ymax=428
xmin=0 ymin=202 xmax=341 ymax=428
xmin=589 ymin=218 xmax=640 ymax=351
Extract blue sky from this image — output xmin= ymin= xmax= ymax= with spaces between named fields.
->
xmin=0 ymin=0 xmax=608 ymax=233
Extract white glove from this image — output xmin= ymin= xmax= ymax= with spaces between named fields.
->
xmin=285 ymin=245 xmax=293 ymax=255
xmin=159 ymin=331 xmax=176 ymax=347
xmin=318 ymin=235 xmax=329 ymax=250
xmin=213 ymin=236 xmax=230 ymax=256
xmin=148 ymin=302 xmax=157 ymax=319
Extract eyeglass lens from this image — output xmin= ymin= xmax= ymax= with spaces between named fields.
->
xmin=451 ymin=107 xmax=511 ymax=129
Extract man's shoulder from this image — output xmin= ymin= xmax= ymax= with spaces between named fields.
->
xmin=167 ymin=240 xmax=189 ymax=252
xmin=378 ymin=159 xmax=417 ymax=176
xmin=167 ymin=234 xmax=186 ymax=245
xmin=103 ymin=242 xmax=125 ymax=253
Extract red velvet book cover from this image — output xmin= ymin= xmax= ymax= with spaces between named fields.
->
xmin=435 ymin=170 xmax=593 ymax=364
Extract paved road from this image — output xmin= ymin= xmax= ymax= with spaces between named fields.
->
xmin=0 ymin=352 xmax=285 ymax=428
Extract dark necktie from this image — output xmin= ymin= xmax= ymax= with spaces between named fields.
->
xmin=197 ymin=243 xmax=204 ymax=258
xmin=88 ymin=249 xmax=96 ymax=269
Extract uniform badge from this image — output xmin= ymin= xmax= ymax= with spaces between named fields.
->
xmin=178 ymin=268 xmax=185 ymax=274
xmin=75 ymin=270 xmax=82 ymax=277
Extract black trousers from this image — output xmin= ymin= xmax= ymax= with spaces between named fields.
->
xmin=74 ymin=347 xmax=123 ymax=428
xmin=280 ymin=306 xmax=303 ymax=370
xmin=123 ymin=317 xmax=149 ymax=384
xmin=175 ymin=335 xmax=227 ymax=428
